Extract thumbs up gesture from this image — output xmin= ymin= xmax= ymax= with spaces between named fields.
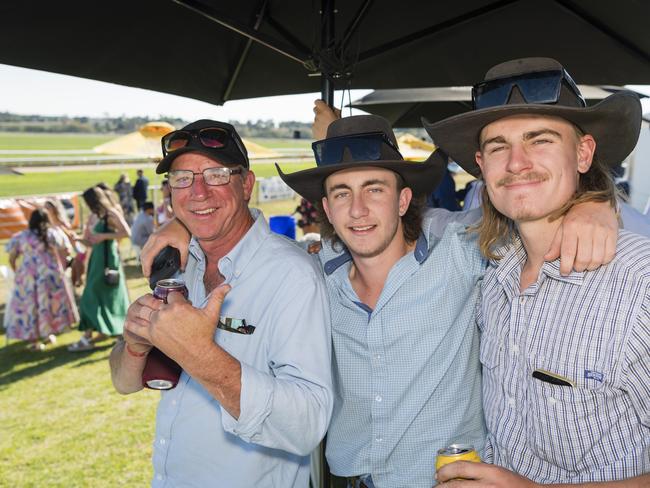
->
xmin=149 ymin=284 xmax=232 ymax=366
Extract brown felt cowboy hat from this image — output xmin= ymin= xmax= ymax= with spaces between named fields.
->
xmin=276 ymin=115 xmax=447 ymax=203
xmin=423 ymin=57 xmax=642 ymax=177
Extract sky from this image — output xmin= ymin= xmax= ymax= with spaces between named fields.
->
xmin=1 ymin=64 xmax=648 ymax=124
xmin=0 ymin=64 xmax=371 ymax=123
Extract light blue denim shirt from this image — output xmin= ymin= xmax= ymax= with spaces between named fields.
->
xmin=152 ymin=209 xmax=333 ymax=488
xmin=321 ymin=209 xmax=487 ymax=488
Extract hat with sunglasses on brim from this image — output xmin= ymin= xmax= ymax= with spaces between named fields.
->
xmin=422 ymin=57 xmax=642 ymax=177
xmin=156 ymin=119 xmax=249 ymax=174
xmin=276 ymin=115 xmax=447 ymax=203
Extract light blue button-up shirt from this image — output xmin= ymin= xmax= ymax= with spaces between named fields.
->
xmin=321 ymin=209 xmax=487 ymax=488
xmin=152 ymin=209 xmax=333 ymax=488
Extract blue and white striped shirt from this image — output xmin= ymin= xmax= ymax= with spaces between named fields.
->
xmin=321 ymin=211 xmax=487 ymax=488
xmin=478 ymin=230 xmax=650 ymax=483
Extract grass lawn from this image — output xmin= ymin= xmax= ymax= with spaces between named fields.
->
xmin=0 ymin=132 xmax=114 ymax=150
xmin=0 ymin=258 xmax=155 ymax=487
xmin=0 ymin=160 xmax=315 ymax=198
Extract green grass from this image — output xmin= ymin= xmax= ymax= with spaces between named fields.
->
xmin=0 ymin=259 xmax=156 ymax=487
xmin=0 ymin=161 xmax=315 ymax=198
xmin=0 ymin=133 xmax=114 ymax=150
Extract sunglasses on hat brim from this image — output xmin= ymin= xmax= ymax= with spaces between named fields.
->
xmin=161 ymin=127 xmax=248 ymax=164
xmin=472 ymin=69 xmax=586 ymax=110
xmin=312 ymin=132 xmax=403 ymax=166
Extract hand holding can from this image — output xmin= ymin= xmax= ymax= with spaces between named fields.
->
xmin=141 ymin=279 xmax=188 ymax=390
xmin=436 ymin=444 xmax=481 ymax=480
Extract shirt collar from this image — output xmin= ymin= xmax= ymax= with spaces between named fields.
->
xmin=323 ymin=230 xmax=431 ymax=276
xmin=492 ymin=235 xmax=585 ymax=294
xmin=188 ymin=208 xmax=268 ymax=283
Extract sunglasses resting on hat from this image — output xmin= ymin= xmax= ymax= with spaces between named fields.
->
xmin=472 ymin=68 xmax=586 ymax=110
xmin=312 ymin=132 xmax=403 ymax=166
xmin=161 ymin=125 xmax=248 ymax=165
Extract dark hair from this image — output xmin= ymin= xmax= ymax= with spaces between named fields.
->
xmin=143 ymin=201 xmax=155 ymax=211
xmin=29 ymin=208 xmax=51 ymax=250
xmin=82 ymin=186 xmax=114 ymax=218
xmin=316 ymin=171 xmax=424 ymax=249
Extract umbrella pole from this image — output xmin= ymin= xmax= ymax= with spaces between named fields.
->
xmin=320 ymin=0 xmax=335 ymax=108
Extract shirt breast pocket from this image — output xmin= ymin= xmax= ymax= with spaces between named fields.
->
xmin=525 ymin=361 xmax=614 ymax=472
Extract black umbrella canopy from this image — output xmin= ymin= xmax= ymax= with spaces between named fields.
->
xmin=350 ymin=86 xmax=647 ymax=127
xmin=0 ymin=0 xmax=649 ymax=106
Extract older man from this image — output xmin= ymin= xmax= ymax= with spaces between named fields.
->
xmin=426 ymin=58 xmax=650 ymax=487
xmin=109 ymin=120 xmax=333 ymax=487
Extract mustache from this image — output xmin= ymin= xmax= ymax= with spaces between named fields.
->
xmin=496 ymin=171 xmax=549 ymax=188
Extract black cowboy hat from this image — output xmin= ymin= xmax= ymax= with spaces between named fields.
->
xmin=277 ymin=115 xmax=446 ymax=203
xmin=423 ymin=57 xmax=642 ymax=177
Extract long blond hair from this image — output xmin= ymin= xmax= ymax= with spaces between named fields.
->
xmin=474 ymin=133 xmax=618 ymax=260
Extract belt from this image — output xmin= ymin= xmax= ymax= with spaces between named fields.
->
xmin=346 ymin=475 xmax=375 ymax=488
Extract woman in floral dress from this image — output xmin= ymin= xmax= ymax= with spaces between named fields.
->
xmin=5 ymin=208 xmax=78 ymax=350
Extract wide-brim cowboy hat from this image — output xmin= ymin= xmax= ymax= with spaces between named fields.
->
xmin=277 ymin=115 xmax=447 ymax=203
xmin=423 ymin=57 xmax=642 ymax=177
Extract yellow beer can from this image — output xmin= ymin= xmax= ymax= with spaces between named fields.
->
xmin=435 ymin=444 xmax=481 ymax=471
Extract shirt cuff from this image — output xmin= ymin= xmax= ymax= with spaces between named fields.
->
xmin=220 ymin=362 xmax=274 ymax=441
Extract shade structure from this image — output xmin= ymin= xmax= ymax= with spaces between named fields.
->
xmin=350 ymin=85 xmax=647 ymax=127
xmin=397 ymin=133 xmax=436 ymax=161
xmin=94 ymin=122 xmax=280 ymax=160
xmin=0 ymin=1 xmax=649 ymax=106
xmin=94 ymin=122 xmax=176 ymax=159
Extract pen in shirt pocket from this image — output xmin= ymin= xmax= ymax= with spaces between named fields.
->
xmin=532 ymin=369 xmax=576 ymax=387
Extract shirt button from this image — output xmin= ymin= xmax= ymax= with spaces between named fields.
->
xmin=160 ymin=438 xmax=166 ymax=445
xmin=375 ymin=436 xmax=383 ymax=442
xmin=507 ymin=396 xmax=516 ymax=407
xmin=156 ymin=474 xmax=163 ymax=481
xmin=375 ymin=354 xmax=381 ymax=360
xmin=511 ymin=344 xmax=519 ymax=354
xmin=375 ymin=395 xmax=382 ymax=402
xmin=519 ymin=296 xmax=525 ymax=304
xmin=172 ymin=400 xmax=177 ymax=406
xmin=548 ymin=397 xmax=557 ymax=406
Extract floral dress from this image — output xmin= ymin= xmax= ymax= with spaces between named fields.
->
xmin=5 ymin=229 xmax=79 ymax=341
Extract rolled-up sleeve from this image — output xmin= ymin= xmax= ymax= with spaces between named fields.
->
xmin=221 ymin=273 xmax=333 ymax=456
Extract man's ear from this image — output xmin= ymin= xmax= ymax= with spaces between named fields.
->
xmin=398 ymin=186 xmax=412 ymax=217
xmin=475 ymin=151 xmax=484 ymax=173
xmin=242 ymin=169 xmax=256 ymax=200
xmin=577 ymin=134 xmax=596 ymax=174
xmin=321 ymin=196 xmax=332 ymax=223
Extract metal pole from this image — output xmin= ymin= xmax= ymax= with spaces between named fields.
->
xmin=320 ymin=0 xmax=335 ymax=107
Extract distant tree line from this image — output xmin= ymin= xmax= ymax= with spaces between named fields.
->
xmin=0 ymin=112 xmax=313 ymax=138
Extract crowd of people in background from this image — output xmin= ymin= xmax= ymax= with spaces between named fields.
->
xmin=3 ymin=169 xmax=175 ymax=352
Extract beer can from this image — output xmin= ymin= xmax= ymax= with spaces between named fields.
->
xmin=435 ymin=444 xmax=481 ymax=471
xmin=153 ymin=279 xmax=188 ymax=303
xmin=143 ymin=279 xmax=188 ymax=390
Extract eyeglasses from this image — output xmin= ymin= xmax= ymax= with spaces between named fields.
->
xmin=161 ymin=126 xmax=248 ymax=165
xmin=167 ymin=167 xmax=243 ymax=189
xmin=312 ymin=132 xmax=403 ymax=166
xmin=472 ymin=69 xmax=586 ymax=110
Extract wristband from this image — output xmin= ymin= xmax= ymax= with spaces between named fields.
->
xmin=125 ymin=343 xmax=148 ymax=358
